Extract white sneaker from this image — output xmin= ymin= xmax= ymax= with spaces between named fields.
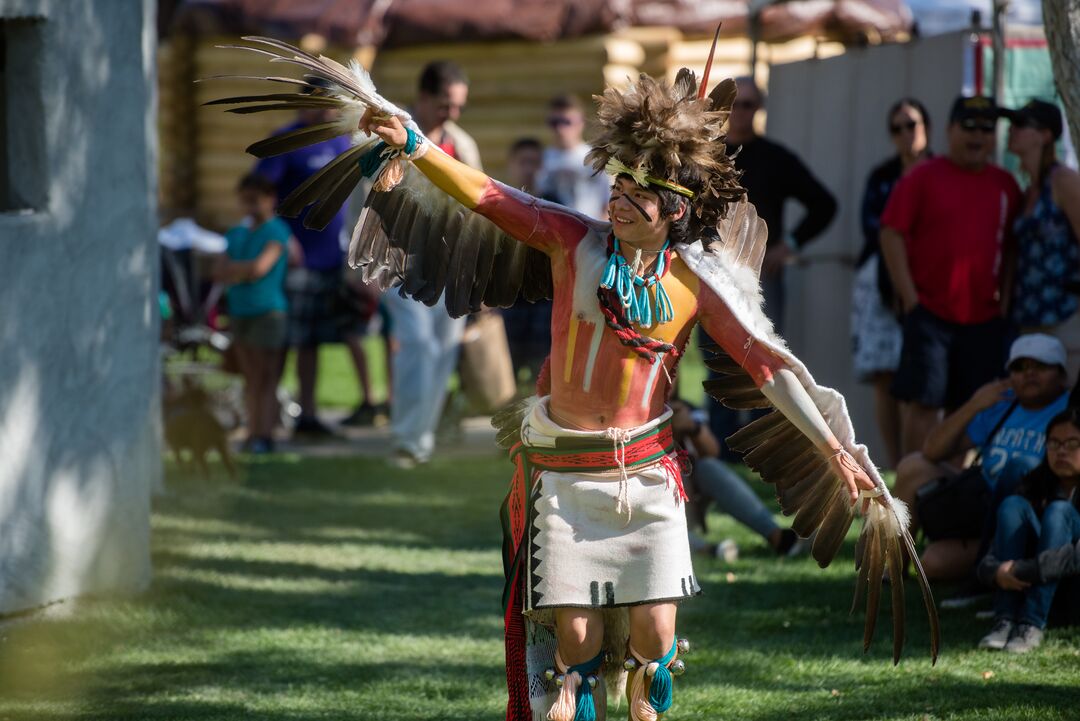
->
xmin=715 ymin=538 xmax=739 ymax=563
xmin=978 ymin=618 xmax=1015 ymax=650
xmin=386 ymin=449 xmax=420 ymax=470
xmin=1004 ymin=623 xmax=1043 ymax=654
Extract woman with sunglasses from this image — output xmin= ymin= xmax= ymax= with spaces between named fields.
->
xmin=976 ymin=406 xmax=1080 ymax=653
xmin=851 ymin=98 xmax=931 ymax=468
xmin=1004 ymin=100 xmax=1080 ymax=383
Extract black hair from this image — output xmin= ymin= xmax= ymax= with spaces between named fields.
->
xmin=236 ymin=173 xmax=276 ymax=196
xmin=418 ymin=60 xmax=468 ymax=95
xmin=887 ymin=97 xmax=932 ymax=138
xmin=548 ymin=94 xmax=584 ymax=113
xmin=1019 ymin=407 xmax=1080 ymax=508
xmin=656 ymin=187 xmax=691 ymax=245
xmin=509 ymin=137 xmax=543 ymax=156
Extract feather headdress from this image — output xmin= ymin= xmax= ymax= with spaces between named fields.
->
xmin=586 ymin=69 xmax=745 ymax=231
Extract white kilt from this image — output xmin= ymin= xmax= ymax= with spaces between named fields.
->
xmin=520 ymin=401 xmax=700 ymax=615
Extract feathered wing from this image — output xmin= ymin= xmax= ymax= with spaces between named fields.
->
xmin=205 ymin=37 xmax=553 ymax=318
xmin=347 ymin=165 xmax=554 ymax=317
xmin=684 ymin=202 xmax=940 ymax=665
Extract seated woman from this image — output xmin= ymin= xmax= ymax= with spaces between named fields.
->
xmin=977 ymin=407 xmax=1080 ymax=653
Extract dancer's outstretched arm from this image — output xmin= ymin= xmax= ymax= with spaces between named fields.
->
xmin=361 ymin=109 xmax=589 ymax=257
xmin=696 ymin=291 xmax=877 ymax=506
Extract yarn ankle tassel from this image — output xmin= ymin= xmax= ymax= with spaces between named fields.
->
xmin=549 ymin=650 xmax=603 ymax=721
xmin=574 ymin=676 xmax=597 ymax=721
xmin=647 ymin=663 xmax=673 ymax=714
xmin=547 ymin=671 xmax=580 ymax=721
xmin=628 ymin=662 xmax=656 ymax=721
xmin=629 ymin=640 xmax=678 ymax=721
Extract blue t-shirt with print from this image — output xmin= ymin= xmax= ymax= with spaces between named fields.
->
xmin=966 ymin=390 xmax=1069 ymax=490
xmin=225 ymin=217 xmax=290 ymax=317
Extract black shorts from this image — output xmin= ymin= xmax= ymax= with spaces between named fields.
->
xmin=284 ymin=267 xmax=361 ymax=348
xmin=891 ymin=304 xmax=1010 ymax=411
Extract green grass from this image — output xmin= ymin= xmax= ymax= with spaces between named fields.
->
xmin=280 ymin=338 xmax=391 ymax=411
xmin=1 ymin=454 xmax=1076 ymax=720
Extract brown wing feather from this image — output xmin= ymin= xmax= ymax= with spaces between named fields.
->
xmin=345 ymin=166 xmax=553 ymax=317
xmin=246 ymin=122 xmax=344 ymax=158
xmin=702 ymin=343 xmax=940 ymax=663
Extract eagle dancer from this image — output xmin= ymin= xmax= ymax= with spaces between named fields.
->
xmin=209 ymin=34 xmax=940 ymax=721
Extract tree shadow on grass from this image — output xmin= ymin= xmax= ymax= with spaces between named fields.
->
xmin=63 ymin=653 xmax=505 ymax=721
xmin=159 ymin=455 xmax=510 ymax=553
xmin=143 ymin=566 xmax=502 ymax=637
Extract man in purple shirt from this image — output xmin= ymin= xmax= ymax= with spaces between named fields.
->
xmin=256 ymin=109 xmax=363 ymax=435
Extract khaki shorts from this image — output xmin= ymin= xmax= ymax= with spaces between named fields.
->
xmin=231 ymin=311 xmax=287 ymax=349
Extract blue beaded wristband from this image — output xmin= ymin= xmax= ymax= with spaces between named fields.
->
xmin=403 ymin=127 xmax=418 ymax=155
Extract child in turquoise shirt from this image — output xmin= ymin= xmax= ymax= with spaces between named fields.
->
xmin=215 ymin=174 xmax=291 ymax=453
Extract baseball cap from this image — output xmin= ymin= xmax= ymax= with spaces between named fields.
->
xmin=1001 ymin=99 xmax=1063 ymax=140
xmin=949 ymin=95 xmax=999 ymax=124
xmin=1006 ymin=333 xmax=1067 ymax=370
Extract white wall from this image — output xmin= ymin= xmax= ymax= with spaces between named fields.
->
xmin=765 ymin=32 xmax=971 ymax=463
xmin=0 ymin=0 xmax=159 ymax=614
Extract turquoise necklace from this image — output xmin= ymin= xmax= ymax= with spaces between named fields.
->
xmin=599 ymin=237 xmax=674 ymax=328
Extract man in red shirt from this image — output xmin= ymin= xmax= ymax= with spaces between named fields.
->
xmin=881 ymin=95 xmax=1021 ymax=455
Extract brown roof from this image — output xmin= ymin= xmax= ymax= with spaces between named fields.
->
xmin=162 ymin=0 xmax=912 ymax=46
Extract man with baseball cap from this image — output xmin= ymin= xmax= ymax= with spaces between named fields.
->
xmin=893 ymin=333 xmax=1070 ymax=582
xmin=880 ymin=94 xmax=1023 ymax=457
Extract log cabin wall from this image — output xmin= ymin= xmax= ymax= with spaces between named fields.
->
xmin=158 ymin=29 xmax=831 ymax=231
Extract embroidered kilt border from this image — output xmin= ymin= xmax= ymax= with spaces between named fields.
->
xmin=499 ymin=419 xmax=693 ymax=721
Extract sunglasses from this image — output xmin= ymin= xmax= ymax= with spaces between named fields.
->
xmin=889 ymin=120 xmax=919 ymax=135
xmin=547 ymin=116 xmax=574 ymax=128
xmin=733 ymin=100 xmax=758 ymax=111
xmin=959 ymin=118 xmax=996 ymax=133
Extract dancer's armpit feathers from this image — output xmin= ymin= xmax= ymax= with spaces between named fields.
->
xmin=347 ymin=164 xmax=554 ymax=317
xmin=702 ymin=343 xmax=940 ymax=665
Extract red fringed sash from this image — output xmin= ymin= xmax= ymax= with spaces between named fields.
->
xmin=500 ymin=421 xmax=680 ymax=721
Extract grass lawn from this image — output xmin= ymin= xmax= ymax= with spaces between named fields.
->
xmin=1 ymin=453 xmax=1077 ymax=720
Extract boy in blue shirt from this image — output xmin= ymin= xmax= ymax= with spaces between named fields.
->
xmin=894 ymin=334 xmax=1070 ymax=580
xmin=214 ymin=174 xmax=291 ymax=453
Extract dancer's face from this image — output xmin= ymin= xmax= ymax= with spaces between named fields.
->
xmin=608 ymin=177 xmax=682 ymax=247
